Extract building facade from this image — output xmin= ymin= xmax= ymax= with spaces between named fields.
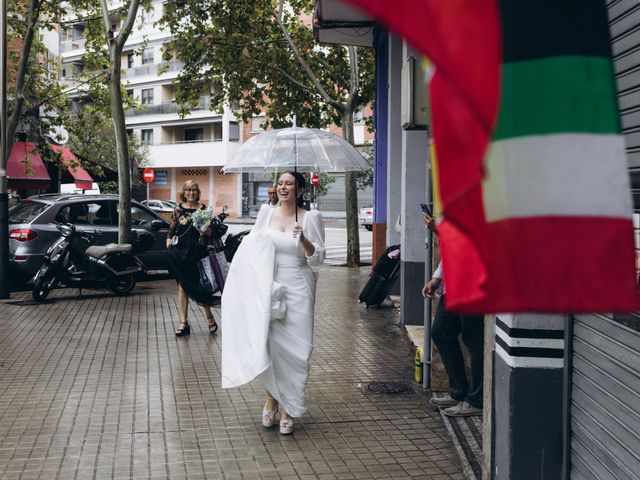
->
xmin=59 ymin=1 xmax=243 ymax=217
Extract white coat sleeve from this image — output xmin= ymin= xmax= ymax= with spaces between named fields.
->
xmin=304 ymin=210 xmax=325 ymax=266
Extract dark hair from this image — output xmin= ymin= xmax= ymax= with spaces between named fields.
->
xmin=281 ymin=171 xmax=307 ymax=208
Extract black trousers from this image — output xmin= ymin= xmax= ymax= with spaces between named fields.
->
xmin=432 ymin=295 xmax=484 ymax=408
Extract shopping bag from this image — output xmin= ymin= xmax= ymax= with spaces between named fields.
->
xmin=209 ymin=251 xmax=229 ymax=293
xmin=198 ymin=255 xmax=217 ymax=294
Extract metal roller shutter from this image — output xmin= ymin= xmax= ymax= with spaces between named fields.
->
xmin=570 ymin=4 xmax=640 ymax=476
xmin=570 ymin=313 xmax=640 ymax=479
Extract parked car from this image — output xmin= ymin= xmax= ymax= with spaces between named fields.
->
xmin=9 ymin=194 xmax=170 ymax=284
xmin=141 ymin=199 xmax=176 ymax=212
xmin=359 ymin=206 xmax=374 ymax=231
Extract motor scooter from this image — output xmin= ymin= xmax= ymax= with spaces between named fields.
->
xmin=32 ymin=222 xmax=153 ymax=301
xmin=208 ymin=205 xmax=250 ymax=262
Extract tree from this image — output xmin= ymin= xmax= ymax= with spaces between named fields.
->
xmin=5 ymin=0 xmax=69 ymax=156
xmin=160 ymin=0 xmax=375 ymax=266
xmin=67 ymin=0 xmax=147 ymax=243
xmin=65 ymin=106 xmax=149 ymax=181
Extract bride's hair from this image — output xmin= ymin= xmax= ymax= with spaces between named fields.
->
xmin=281 ymin=171 xmax=307 ymax=208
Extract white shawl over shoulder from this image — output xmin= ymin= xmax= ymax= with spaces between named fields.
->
xmin=220 ymin=231 xmax=276 ymax=388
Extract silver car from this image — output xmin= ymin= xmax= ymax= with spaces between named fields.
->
xmin=9 ymin=194 xmax=170 ymax=284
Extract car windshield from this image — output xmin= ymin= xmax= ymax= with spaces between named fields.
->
xmin=9 ymin=201 xmax=49 ymax=224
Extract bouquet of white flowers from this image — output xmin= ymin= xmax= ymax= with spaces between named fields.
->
xmin=191 ymin=208 xmax=214 ymax=246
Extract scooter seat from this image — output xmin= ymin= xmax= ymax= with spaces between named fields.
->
xmin=86 ymin=243 xmax=133 ymax=259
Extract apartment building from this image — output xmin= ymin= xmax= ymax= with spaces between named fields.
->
xmin=58 ymin=0 xmax=243 ymax=217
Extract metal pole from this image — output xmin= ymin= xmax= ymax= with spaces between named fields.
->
xmin=422 ymin=139 xmax=434 ymax=390
xmin=0 ymin=0 xmax=10 ymax=299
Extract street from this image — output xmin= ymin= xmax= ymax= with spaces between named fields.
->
xmin=225 ymin=221 xmax=373 ymax=266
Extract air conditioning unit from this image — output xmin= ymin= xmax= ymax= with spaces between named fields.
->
xmin=401 ymin=56 xmax=429 ymax=130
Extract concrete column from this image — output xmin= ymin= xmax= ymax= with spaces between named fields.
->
xmin=400 ymin=41 xmax=429 ymax=327
xmin=492 ymin=313 xmax=566 ymax=479
xmin=371 ymin=31 xmax=389 ymax=264
xmin=171 ymin=168 xmax=177 ymax=202
xmin=208 ymin=166 xmax=215 ymax=208
xmin=386 ymin=33 xmax=403 ymax=249
xmin=222 ymin=106 xmax=230 ymax=143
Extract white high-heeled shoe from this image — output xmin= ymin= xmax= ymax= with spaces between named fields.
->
xmin=279 ymin=417 xmax=294 ymax=435
xmin=262 ymin=402 xmax=278 ymax=427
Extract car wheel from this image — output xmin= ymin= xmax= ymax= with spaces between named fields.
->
xmin=110 ymin=274 xmax=136 ymax=294
xmin=32 ymin=266 xmax=55 ymax=301
xmin=365 ymin=225 xmax=373 ymax=231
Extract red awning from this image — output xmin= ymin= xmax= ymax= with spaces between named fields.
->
xmin=51 ymin=145 xmax=94 ymax=190
xmin=7 ymin=142 xmax=51 ymax=190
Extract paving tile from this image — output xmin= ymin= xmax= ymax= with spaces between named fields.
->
xmin=0 ymin=270 xmax=464 ymax=479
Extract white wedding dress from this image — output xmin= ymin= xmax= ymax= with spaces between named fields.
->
xmin=221 ymin=204 xmax=325 ymax=417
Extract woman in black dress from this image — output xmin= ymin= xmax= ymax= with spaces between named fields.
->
xmin=166 ymin=180 xmax=219 ymax=336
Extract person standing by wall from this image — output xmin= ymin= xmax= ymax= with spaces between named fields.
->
xmin=421 ymin=212 xmax=484 ymax=417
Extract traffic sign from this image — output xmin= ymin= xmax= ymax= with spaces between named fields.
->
xmin=142 ymin=168 xmax=155 ymax=183
xmin=311 ymin=172 xmax=319 ymax=186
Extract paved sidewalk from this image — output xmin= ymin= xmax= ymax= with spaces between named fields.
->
xmin=0 ymin=267 xmax=463 ymax=479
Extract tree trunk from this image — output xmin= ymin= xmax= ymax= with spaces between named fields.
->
xmin=108 ymin=48 xmax=132 ymax=244
xmin=5 ymin=0 xmax=41 ymax=157
xmin=342 ymin=111 xmax=360 ymax=267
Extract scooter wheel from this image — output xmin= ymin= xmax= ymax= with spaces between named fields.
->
xmin=32 ymin=268 xmax=55 ymax=301
xmin=110 ymin=274 xmax=136 ymax=294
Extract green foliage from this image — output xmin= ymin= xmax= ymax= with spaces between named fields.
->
xmin=65 ymin=106 xmax=149 ymax=179
xmin=6 ymin=0 xmax=71 ymax=143
xmin=159 ymin=0 xmax=375 ymax=129
xmin=356 ymin=143 xmax=374 ymax=191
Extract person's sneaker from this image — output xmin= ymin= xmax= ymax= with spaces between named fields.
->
xmin=429 ymin=394 xmax=459 ymax=408
xmin=443 ymin=401 xmax=482 ymax=417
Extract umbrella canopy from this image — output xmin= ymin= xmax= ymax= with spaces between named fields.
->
xmin=222 ymin=126 xmax=369 ymax=173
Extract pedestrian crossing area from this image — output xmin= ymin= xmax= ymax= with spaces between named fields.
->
xmin=324 ymin=244 xmax=373 ymax=265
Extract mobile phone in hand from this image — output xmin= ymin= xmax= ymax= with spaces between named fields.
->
xmin=420 ymin=203 xmax=431 ymax=216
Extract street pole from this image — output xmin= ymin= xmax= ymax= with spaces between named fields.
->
xmin=0 ymin=0 xmax=9 ymax=299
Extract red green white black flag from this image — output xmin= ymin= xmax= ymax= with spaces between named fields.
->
xmin=345 ymin=0 xmax=639 ymax=313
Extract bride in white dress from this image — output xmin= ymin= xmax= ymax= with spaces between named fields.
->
xmin=221 ymin=171 xmax=325 ymax=434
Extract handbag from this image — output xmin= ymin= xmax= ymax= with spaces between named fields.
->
xmin=198 ymin=250 xmax=229 ymax=294
xmin=209 ymin=251 xmax=230 ymax=293
xmin=198 ymin=254 xmax=217 ymax=294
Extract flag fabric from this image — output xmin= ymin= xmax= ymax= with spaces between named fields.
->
xmin=344 ymin=0 xmax=639 ymax=313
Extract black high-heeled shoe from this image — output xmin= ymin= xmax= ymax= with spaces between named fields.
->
xmin=175 ymin=322 xmax=190 ymax=337
xmin=207 ymin=316 xmax=218 ymax=335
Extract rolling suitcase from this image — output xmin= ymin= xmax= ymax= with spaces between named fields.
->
xmin=359 ymin=245 xmax=401 ymax=307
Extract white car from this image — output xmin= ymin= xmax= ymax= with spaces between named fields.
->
xmin=141 ymin=199 xmax=176 ymax=212
xmin=359 ymin=206 xmax=373 ymax=231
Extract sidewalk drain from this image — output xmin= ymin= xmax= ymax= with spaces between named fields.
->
xmin=356 ymin=381 xmax=415 ymax=395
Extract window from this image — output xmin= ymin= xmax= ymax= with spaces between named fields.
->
xmin=142 ymin=47 xmax=154 ymax=65
xmin=130 ymin=206 xmax=157 ymax=227
xmin=141 ymin=129 xmax=154 ymax=145
xmin=184 ymin=128 xmax=203 ymax=142
xmin=229 ymin=122 xmax=240 ymax=142
xmin=127 ymin=54 xmax=134 ymax=68
xmin=251 ymin=116 xmax=266 ymax=132
xmin=141 ymin=88 xmax=154 ymax=105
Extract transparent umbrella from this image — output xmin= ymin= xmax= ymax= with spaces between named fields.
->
xmin=221 ymin=126 xmax=369 ymax=174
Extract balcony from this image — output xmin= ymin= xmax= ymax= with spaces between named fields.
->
xmin=148 ymin=140 xmax=242 ymax=168
xmin=60 ymin=38 xmax=86 ymax=53
xmin=125 ymin=96 xmax=212 ymax=117
xmin=122 ymin=61 xmax=184 ymax=79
